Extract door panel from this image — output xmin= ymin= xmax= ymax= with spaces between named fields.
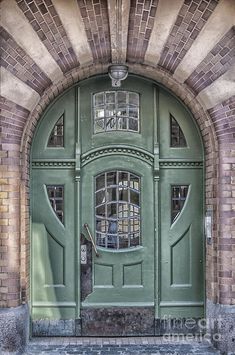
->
xmin=81 ymin=155 xmax=155 ymax=306
xmin=160 ymin=168 xmax=204 ymax=317
xmin=31 ymin=168 xmax=76 ymax=320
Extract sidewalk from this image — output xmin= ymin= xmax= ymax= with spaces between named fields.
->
xmin=21 ymin=336 xmax=221 ymax=354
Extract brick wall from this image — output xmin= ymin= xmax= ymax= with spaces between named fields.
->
xmin=77 ymin=0 xmax=111 ymax=63
xmin=158 ymin=0 xmax=219 ymax=73
xmin=0 ymin=96 xmax=29 ymax=307
xmin=186 ymin=26 xmax=235 ymax=94
xmin=127 ymin=0 xmax=158 ymax=63
xmin=208 ymin=95 xmax=235 ymax=304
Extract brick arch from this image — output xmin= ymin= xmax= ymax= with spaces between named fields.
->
xmin=19 ymin=62 xmax=219 ymax=305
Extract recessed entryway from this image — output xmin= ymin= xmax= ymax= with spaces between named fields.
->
xmin=31 ymin=75 xmax=204 ymax=336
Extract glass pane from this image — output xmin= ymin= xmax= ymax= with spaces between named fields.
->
xmin=106 ymin=104 xmax=115 ymax=117
xmin=106 ymin=92 xmax=115 ymax=103
xmin=129 ymin=118 xmax=138 ymax=131
xmin=117 ymin=91 xmax=126 ymax=105
xmin=119 ymin=235 xmax=129 ymax=248
xmin=95 ymin=108 xmax=105 ymax=119
xmin=93 ymin=91 xmax=140 ymax=134
xmin=47 ymin=185 xmax=64 ymax=224
xmin=129 ymin=107 xmax=138 ymax=118
xmin=94 ymin=119 xmax=105 ymax=133
xmin=130 ymin=233 xmax=140 ymax=247
xmin=129 ymin=92 xmax=139 ymax=106
xmin=107 ymin=172 xmax=116 ymax=186
xmin=96 ymin=219 xmax=107 ymax=233
xmin=130 ymin=190 xmax=139 ymax=205
xmin=119 ymin=172 xmax=129 ymax=186
xmin=107 ymin=187 xmax=117 ymax=202
xmin=107 ymin=234 xmax=117 ymax=248
xmin=96 ymin=174 xmax=105 ymax=190
xmin=48 ymin=115 xmax=64 ymax=147
xmin=119 ymin=188 xmax=128 ymax=202
xmin=107 ymin=203 xmax=117 ymax=217
xmin=117 ymin=117 xmax=127 ymax=130
xmin=170 ymin=114 xmax=187 ymax=147
xmin=95 ymin=171 xmax=140 ymax=249
xmin=96 ymin=205 xmax=105 ymax=217
xmin=95 ymin=92 xmax=104 ymax=106
xmin=96 ymin=233 xmax=106 ymax=247
xmin=96 ymin=190 xmax=105 ymax=205
xmin=130 ymin=174 xmax=139 ymax=190
xmin=171 ymin=185 xmax=189 ymax=223
xmin=106 ymin=117 xmax=116 ymax=130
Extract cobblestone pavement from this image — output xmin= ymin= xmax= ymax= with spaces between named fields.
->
xmin=21 ymin=336 xmax=221 ymax=355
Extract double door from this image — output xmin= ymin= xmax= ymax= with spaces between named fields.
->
xmin=31 ymin=76 xmax=204 ymax=336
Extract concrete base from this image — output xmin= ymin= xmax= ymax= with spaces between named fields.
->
xmin=81 ymin=307 xmax=155 ymax=336
xmin=207 ymin=300 xmax=235 ymax=354
xmin=0 ymin=304 xmax=29 ymax=353
xmin=32 ymin=319 xmax=81 ymax=336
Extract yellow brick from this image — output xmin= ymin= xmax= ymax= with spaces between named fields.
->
xmin=0 ymin=219 xmax=8 ymax=226
xmin=0 ymin=206 xmax=8 ymax=212
xmin=0 ymin=179 xmax=8 ymax=185
xmin=0 ymin=192 xmax=8 ymax=198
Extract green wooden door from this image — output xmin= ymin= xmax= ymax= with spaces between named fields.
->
xmin=158 ymin=90 xmax=204 ymax=319
xmin=31 ymin=75 xmax=204 ymax=336
xmin=81 ymin=156 xmax=154 ymax=305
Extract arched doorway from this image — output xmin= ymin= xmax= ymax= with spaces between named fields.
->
xmin=31 ymin=75 xmax=204 ymax=336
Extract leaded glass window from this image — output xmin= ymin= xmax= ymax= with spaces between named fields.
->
xmin=170 ymin=114 xmax=187 ymax=147
xmin=93 ymin=91 xmax=140 ymax=133
xmin=47 ymin=185 xmax=64 ymax=223
xmin=95 ymin=171 xmax=141 ymax=249
xmin=171 ymin=185 xmax=189 ymax=223
xmin=47 ymin=114 xmax=64 ymax=147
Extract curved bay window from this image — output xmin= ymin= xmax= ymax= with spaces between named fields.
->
xmin=95 ymin=171 xmax=141 ymax=249
xmin=93 ymin=91 xmax=140 ymax=133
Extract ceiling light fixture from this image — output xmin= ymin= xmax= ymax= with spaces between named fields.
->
xmin=108 ymin=65 xmax=128 ymax=87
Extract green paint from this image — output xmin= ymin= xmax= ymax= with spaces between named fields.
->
xmin=31 ymin=75 xmax=204 ymax=329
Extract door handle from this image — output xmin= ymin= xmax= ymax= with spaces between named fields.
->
xmin=84 ymin=223 xmax=99 ymax=257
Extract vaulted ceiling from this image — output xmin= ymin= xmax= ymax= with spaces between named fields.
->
xmin=0 ymin=0 xmax=235 ymax=144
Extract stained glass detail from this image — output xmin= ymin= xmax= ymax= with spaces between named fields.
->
xmin=93 ymin=91 xmax=140 ymax=133
xmin=171 ymin=185 xmax=189 ymax=223
xmin=47 ymin=185 xmax=64 ymax=223
xmin=47 ymin=115 xmax=64 ymax=147
xmin=170 ymin=114 xmax=187 ymax=147
xmin=95 ymin=171 xmax=141 ymax=249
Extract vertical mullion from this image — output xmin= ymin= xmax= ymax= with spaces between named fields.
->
xmin=105 ymin=172 xmax=108 ymax=248
xmin=116 ymin=172 xmax=119 ymax=249
xmin=128 ymin=172 xmax=131 ymax=248
xmin=115 ymin=91 xmax=118 ymax=130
